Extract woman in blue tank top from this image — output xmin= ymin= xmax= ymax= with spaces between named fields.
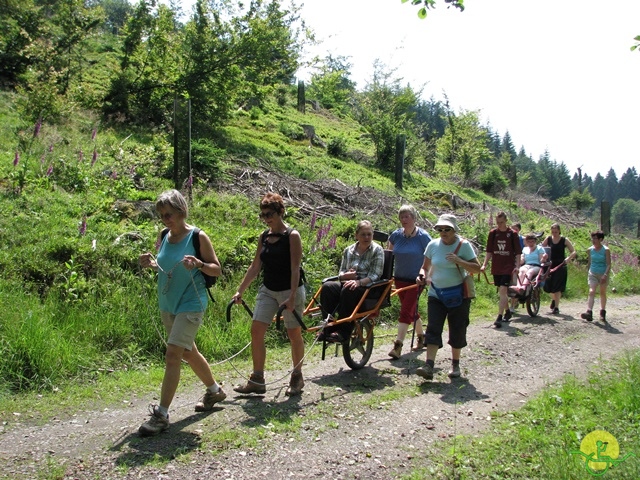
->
xmin=580 ymin=230 xmax=611 ymax=322
xmin=137 ymin=189 xmax=224 ymax=436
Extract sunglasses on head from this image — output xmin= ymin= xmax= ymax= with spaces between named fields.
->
xmin=259 ymin=211 xmax=277 ymax=219
xmin=435 ymin=227 xmax=453 ymax=233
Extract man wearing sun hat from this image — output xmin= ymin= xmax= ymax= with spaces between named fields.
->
xmin=481 ymin=211 xmax=522 ymax=328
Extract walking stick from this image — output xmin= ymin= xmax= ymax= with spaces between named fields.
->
xmin=409 ymin=275 xmax=425 ymax=351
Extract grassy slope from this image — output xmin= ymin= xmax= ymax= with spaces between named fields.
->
xmin=1 ymin=90 xmax=640 ymax=477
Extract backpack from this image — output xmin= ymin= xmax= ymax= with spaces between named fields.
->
xmin=160 ymin=227 xmax=216 ymax=301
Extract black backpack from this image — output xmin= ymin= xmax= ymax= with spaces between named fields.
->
xmin=160 ymin=227 xmax=216 ymax=301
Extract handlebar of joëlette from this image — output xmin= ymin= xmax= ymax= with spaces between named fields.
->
xmin=226 ymin=299 xmax=254 ymax=322
xmin=275 ymin=304 xmax=307 ymax=330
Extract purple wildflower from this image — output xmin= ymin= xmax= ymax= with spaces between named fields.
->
xmin=91 ymin=128 xmax=97 ymax=141
xmin=111 ymin=170 xmax=118 ymax=179
xmin=46 ymin=164 xmax=53 ymax=176
xmin=310 ymin=212 xmax=317 ymax=230
xmin=48 ymin=144 xmax=53 ymax=153
xmin=79 ymin=216 xmax=87 ymax=236
xmin=488 ymin=213 xmax=494 ymax=227
xmin=91 ymin=147 xmax=98 ymax=166
xmin=33 ymin=118 xmax=42 ymax=138
xmin=186 ymin=175 xmax=193 ymax=188
xmin=328 ymin=234 xmax=337 ymax=249
xmin=13 ymin=151 xmax=19 ymax=167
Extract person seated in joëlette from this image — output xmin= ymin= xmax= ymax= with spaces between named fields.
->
xmin=512 ymin=233 xmax=548 ymax=296
xmin=318 ymin=220 xmax=384 ymax=343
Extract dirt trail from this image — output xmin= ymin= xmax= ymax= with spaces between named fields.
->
xmin=1 ymin=296 xmax=639 ymax=479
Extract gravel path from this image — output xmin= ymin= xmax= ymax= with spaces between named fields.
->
xmin=1 ymin=295 xmax=639 ymax=479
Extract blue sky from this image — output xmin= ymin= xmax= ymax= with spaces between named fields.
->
xmin=296 ymin=0 xmax=640 ymax=179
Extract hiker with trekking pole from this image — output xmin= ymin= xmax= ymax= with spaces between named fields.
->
xmin=386 ymin=205 xmax=432 ymax=360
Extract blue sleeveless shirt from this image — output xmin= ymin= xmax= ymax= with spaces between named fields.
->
xmin=157 ymin=229 xmax=207 ymax=314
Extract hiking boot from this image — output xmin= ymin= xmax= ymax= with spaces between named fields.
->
xmin=503 ymin=309 xmax=512 ymax=322
xmin=285 ymin=371 xmax=304 ymax=396
xmin=448 ymin=364 xmax=461 ymax=378
xmin=600 ymin=309 xmax=607 ymax=322
xmin=388 ymin=340 xmax=403 ymax=359
xmin=550 ymin=300 xmax=556 ymax=310
xmin=552 ymin=307 xmax=560 ymax=315
xmin=416 ymin=364 xmax=434 ymax=381
xmin=233 ymin=374 xmax=266 ymax=395
xmin=580 ymin=310 xmax=593 ymax=322
xmin=195 ymin=387 xmax=227 ymax=412
xmin=138 ymin=405 xmax=169 ymax=437
xmin=412 ymin=334 xmax=426 ymax=351
xmin=493 ymin=315 xmax=503 ymax=328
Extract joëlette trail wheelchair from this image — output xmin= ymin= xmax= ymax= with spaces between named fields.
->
xmin=299 ymin=232 xmax=396 ymax=370
xmin=227 ymin=231 xmax=414 ymax=370
xmin=505 ymin=262 xmax=551 ymax=317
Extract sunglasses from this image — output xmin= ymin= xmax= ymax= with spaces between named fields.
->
xmin=259 ymin=211 xmax=277 ymax=219
xmin=435 ymin=227 xmax=453 ymax=233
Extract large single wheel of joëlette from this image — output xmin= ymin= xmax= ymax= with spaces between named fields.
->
xmin=526 ymin=287 xmax=541 ymax=317
xmin=343 ymin=317 xmax=375 ymax=370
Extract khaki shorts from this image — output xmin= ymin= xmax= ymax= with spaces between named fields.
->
xmin=161 ymin=311 xmax=204 ymax=350
xmin=588 ymin=272 xmax=609 ymax=288
xmin=253 ymin=285 xmax=306 ymax=329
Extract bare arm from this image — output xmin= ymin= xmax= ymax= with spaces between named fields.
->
xmin=564 ymin=238 xmax=577 ymax=263
xmin=183 ymin=230 xmax=222 ymax=276
xmin=284 ymin=230 xmax=303 ymax=310
xmin=232 ymin=239 xmax=263 ymax=303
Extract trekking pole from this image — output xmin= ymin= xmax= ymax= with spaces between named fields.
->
xmin=409 ymin=277 xmax=425 ymax=351
xmin=408 ymin=275 xmax=425 ymax=375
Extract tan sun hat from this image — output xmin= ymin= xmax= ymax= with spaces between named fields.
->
xmin=434 ymin=214 xmax=459 ymax=232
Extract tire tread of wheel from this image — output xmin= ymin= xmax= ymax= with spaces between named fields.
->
xmin=343 ymin=318 xmax=374 ymax=370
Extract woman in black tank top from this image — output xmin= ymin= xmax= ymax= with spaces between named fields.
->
xmin=231 ymin=193 xmax=306 ymax=397
xmin=541 ymin=223 xmax=576 ymax=314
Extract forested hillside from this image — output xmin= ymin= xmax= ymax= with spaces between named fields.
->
xmin=2 ymin=0 xmax=640 ymax=234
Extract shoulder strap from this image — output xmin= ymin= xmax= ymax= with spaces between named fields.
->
xmin=161 ymin=227 xmax=169 ymax=241
xmin=192 ymin=227 xmax=201 ymax=259
xmin=453 ymin=238 xmax=463 ymax=255
xmin=454 ymin=239 xmax=465 ymax=280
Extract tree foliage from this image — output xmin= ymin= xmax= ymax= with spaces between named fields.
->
xmin=353 ymin=61 xmax=420 ymax=171
xmin=402 ymin=0 xmax=465 ymax=19
xmin=2 ymin=0 xmax=640 ymax=218
xmin=611 ymin=198 xmax=640 ymax=233
xmin=307 ymin=55 xmax=356 ymax=111
xmin=435 ymin=109 xmax=491 ymax=185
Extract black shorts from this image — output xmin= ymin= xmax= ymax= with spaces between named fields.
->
xmin=424 ymin=296 xmax=471 ymax=349
xmin=493 ymin=274 xmax=512 ymax=287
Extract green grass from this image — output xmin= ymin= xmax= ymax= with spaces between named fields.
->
xmin=404 ymin=350 xmax=640 ymax=479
